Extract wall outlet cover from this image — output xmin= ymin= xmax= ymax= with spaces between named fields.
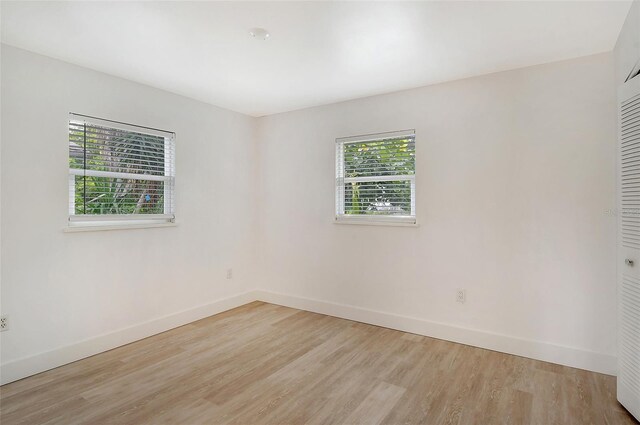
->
xmin=0 ymin=315 xmax=9 ymax=332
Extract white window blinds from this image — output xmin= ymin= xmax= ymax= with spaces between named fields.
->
xmin=68 ymin=113 xmax=175 ymax=225
xmin=335 ymin=130 xmax=416 ymax=224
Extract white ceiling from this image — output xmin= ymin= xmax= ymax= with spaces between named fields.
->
xmin=0 ymin=1 xmax=632 ymax=117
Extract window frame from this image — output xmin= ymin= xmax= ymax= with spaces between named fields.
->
xmin=67 ymin=113 xmax=176 ymax=230
xmin=335 ymin=129 xmax=416 ymax=226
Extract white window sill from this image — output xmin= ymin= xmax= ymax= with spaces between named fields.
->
xmin=334 ymin=219 xmax=419 ymax=228
xmin=64 ymin=222 xmax=178 ymax=233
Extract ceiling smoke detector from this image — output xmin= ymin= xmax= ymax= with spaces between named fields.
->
xmin=249 ymin=27 xmax=270 ymax=40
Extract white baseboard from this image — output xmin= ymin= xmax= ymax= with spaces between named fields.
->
xmin=1 ymin=289 xmax=617 ymax=385
xmin=254 ymin=290 xmax=617 ymax=376
xmin=0 ymin=291 xmax=259 ymax=385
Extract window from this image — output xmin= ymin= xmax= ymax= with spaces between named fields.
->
xmin=335 ymin=130 xmax=416 ymax=224
xmin=68 ymin=113 xmax=175 ymax=227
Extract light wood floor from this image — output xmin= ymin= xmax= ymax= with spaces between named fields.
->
xmin=0 ymin=301 xmax=637 ymax=425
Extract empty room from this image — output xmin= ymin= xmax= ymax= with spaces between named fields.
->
xmin=1 ymin=0 xmax=640 ymax=424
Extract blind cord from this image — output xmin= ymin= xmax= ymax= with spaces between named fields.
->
xmin=83 ymin=123 xmax=87 ymax=214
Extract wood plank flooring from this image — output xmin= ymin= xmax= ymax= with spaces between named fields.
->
xmin=0 ymin=301 xmax=637 ymax=424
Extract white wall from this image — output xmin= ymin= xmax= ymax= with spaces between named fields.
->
xmin=615 ymin=0 xmax=640 ymax=85
xmin=257 ymin=53 xmax=618 ymax=372
xmin=0 ymin=45 xmax=259 ymax=380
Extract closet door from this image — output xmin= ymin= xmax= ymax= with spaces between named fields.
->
xmin=618 ymin=76 xmax=640 ymax=422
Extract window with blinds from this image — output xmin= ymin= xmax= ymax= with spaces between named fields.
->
xmin=335 ymin=130 xmax=416 ymax=224
xmin=68 ymin=113 xmax=175 ymax=226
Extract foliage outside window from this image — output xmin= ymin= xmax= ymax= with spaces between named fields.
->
xmin=68 ymin=114 xmax=175 ymax=227
xmin=335 ymin=130 xmax=416 ymax=224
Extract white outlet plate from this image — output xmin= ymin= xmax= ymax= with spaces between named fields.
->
xmin=226 ymin=268 xmax=233 ymax=279
xmin=0 ymin=315 xmax=9 ymax=332
xmin=456 ymin=289 xmax=466 ymax=303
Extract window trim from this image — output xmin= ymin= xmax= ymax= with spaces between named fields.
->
xmin=335 ymin=129 xmax=416 ymax=226
xmin=63 ymin=221 xmax=178 ymax=233
xmin=67 ymin=113 xmax=176 ymax=229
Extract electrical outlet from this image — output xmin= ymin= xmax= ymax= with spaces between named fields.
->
xmin=456 ymin=289 xmax=466 ymax=304
xmin=226 ymin=268 xmax=233 ymax=279
xmin=0 ymin=315 xmax=9 ymax=332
